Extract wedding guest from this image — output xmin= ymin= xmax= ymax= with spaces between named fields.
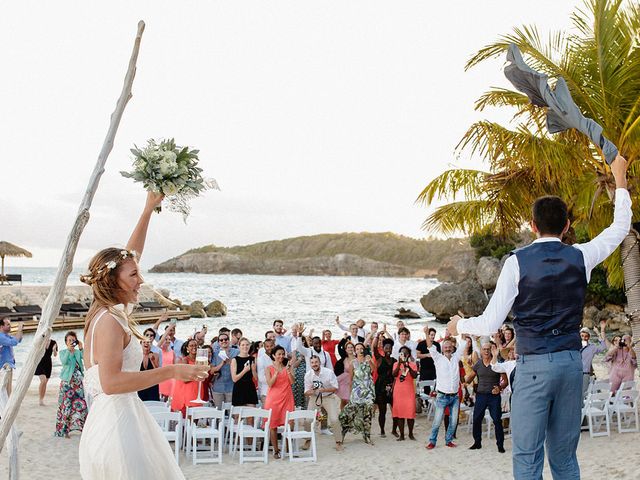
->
xmin=55 ymin=331 xmax=88 ymax=438
xmin=580 ymin=321 xmax=608 ymax=399
xmin=264 ymin=346 xmax=295 ymax=459
xmin=0 ymin=317 xmax=23 ymax=395
xmin=338 ymin=343 xmax=376 ymax=445
xmin=392 ymin=320 xmax=406 ymax=342
xmin=143 ymin=327 xmax=163 ymax=366
xmin=335 ymin=340 xmax=355 ymax=409
xmin=449 ymin=155 xmax=631 ymax=478
xmin=138 ymin=339 xmax=160 ymax=401
xmin=372 ymin=335 xmax=396 ymax=437
xmin=34 ymin=337 xmax=57 ymax=405
xmin=231 ymin=328 xmax=243 ymax=349
xmin=211 ymin=332 xmax=238 ymax=406
xmin=273 ymin=320 xmax=293 ymax=353
xmin=158 ymin=326 xmax=176 ymax=401
xmin=336 ymin=316 xmax=368 ymax=340
xmin=293 ymin=329 xmax=333 ymax=371
xmin=343 ymin=323 xmax=365 ymax=344
xmin=257 ymin=338 xmax=275 ymax=404
xmin=392 ymin=346 xmax=418 ymax=441
xmin=606 ymin=334 xmax=638 ymax=393
xmin=465 ymin=341 xmax=506 ymax=453
xmin=425 ymin=336 xmax=464 ymax=449
xmin=416 ymin=327 xmax=440 ymax=393
xmin=391 ymin=327 xmax=417 ymax=359
xmin=171 ymin=339 xmax=211 ymax=415
xmin=321 ymin=329 xmax=341 ymax=366
xmin=231 ymin=337 xmax=258 ymax=406
xmin=304 ymin=355 xmax=343 ymax=450
xmin=291 ymin=348 xmax=307 ymax=408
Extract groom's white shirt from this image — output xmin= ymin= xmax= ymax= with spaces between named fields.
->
xmin=458 ymin=188 xmax=632 ymax=336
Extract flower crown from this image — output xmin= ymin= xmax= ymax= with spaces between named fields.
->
xmin=80 ymin=249 xmax=137 ymax=285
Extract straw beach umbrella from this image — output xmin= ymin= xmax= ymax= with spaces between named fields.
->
xmin=0 ymin=241 xmax=32 ymax=277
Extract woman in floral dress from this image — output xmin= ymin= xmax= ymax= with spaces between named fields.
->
xmin=338 ymin=342 xmax=376 ymax=445
xmin=55 ymin=331 xmax=88 ymax=437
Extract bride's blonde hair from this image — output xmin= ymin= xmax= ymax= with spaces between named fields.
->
xmin=81 ymin=247 xmax=144 ymax=340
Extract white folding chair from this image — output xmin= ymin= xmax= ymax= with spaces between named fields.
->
xmin=151 ymin=410 xmax=183 ymax=463
xmin=226 ymin=406 xmax=244 ymax=455
xmin=279 ymin=409 xmax=317 ymax=462
xmin=417 ymin=380 xmax=436 ymax=418
xmin=237 ymin=407 xmax=271 ymax=464
xmin=184 ymin=406 xmax=215 ymax=457
xmin=585 ymin=391 xmax=611 ymax=438
xmin=619 ymin=380 xmax=637 ymax=392
xmin=609 ymin=389 xmax=640 ymax=433
xmin=190 ymin=407 xmax=225 ymax=465
xmin=589 ymin=379 xmax=611 ymax=395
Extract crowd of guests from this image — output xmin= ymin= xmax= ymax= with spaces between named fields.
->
xmin=0 ymin=312 xmax=636 ymax=452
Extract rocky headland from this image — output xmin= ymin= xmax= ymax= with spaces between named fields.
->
xmin=150 ymin=232 xmax=469 ymax=277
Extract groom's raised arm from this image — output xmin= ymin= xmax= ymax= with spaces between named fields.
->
xmin=452 ymin=255 xmax=520 ymax=336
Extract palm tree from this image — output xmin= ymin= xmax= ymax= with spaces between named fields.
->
xmin=417 ymin=0 xmax=640 ymax=347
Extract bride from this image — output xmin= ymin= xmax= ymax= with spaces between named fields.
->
xmin=78 ymin=192 xmax=208 ymax=479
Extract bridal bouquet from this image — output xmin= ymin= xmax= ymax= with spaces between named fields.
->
xmin=121 ymin=138 xmax=219 ymax=221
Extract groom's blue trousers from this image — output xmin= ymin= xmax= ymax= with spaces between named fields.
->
xmin=511 ymin=350 xmax=583 ymax=480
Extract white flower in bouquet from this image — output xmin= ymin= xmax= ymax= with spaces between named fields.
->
xmin=120 ymin=138 xmax=219 ymax=221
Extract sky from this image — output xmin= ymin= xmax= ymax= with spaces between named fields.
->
xmin=1 ymin=0 xmax=582 ymax=269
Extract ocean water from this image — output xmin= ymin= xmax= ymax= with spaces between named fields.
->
xmin=6 ymin=267 xmax=441 ymax=373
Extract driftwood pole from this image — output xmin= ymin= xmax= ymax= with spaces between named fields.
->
xmin=0 ymin=20 xmax=146 ymax=454
xmin=0 ymin=365 xmax=20 ymax=479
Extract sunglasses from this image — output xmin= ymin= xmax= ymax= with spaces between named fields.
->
xmin=219 ymin=338 xmax=229 ymax=342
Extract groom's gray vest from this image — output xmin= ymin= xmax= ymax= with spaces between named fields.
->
xmin=511 ymin=241 xmax=586 ymax=355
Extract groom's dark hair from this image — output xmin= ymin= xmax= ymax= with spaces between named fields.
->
xmin=532 ymin=196 xmax=568 ymax=235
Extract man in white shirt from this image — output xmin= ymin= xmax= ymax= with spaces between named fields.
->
xmin=256 ymin=338 xmax=275 ymax=404
xmin=425 ymin=336 xmax=464 ymax=449
xmin=447 ymin=156 xmax=631 ymax=479
xmin=304 ymin=356 xmax=343 ymax=450
xmin=292 ymin=333 xmax=333 ymax=371
xmin=336 ymin=316 xmax=367 ymax=342
xmin=391 ymin=327 xmax=417 ymax=359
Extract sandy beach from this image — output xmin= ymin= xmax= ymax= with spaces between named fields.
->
xmin=2 ymin=375 xmax=639 ymax=480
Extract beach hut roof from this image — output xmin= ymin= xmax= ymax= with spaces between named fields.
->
xmin=0 ymin=241 xmax=32 ymax=258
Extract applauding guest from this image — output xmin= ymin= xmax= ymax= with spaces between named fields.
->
xmin=231 ymin=337 xmax=258 ymax=407
xmin=372 ymin=335 xmax=396 ymax=437
xmin=137 ymin=339 xmax=160 ymax=402
xmin=211 ymin=332 xmax=238 ymax=407
xmin=264 ymin=346 xmax=295 ymax=459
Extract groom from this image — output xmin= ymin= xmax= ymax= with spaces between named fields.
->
xmin=447 ymin=155 xmax=631 ymax=479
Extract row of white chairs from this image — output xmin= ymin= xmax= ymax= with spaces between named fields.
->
xmin=143 ymin=400 xmax=318 ymax=465
xmin=582 ymin=380 xmax=639 ymax=438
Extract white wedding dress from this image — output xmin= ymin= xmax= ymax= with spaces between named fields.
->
xmin=78 ymin=307 xmax=184 ymax=479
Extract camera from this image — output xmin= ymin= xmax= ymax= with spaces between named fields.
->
xmin=71 ymin=340 xmax=78 ymax=347
xmin=619 ymin=340 xmax=626 ymax=348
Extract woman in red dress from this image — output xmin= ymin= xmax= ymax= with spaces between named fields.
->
xmin=391 ymin=345 xmax=418 ymax=441
xmin=171 ymin=339 xmax=211 ymax=416
xmin=264 ymin=345 xmax=295 ymax=459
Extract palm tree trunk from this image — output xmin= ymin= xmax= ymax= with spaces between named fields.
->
xmin=620 ymin=231 xmax=640 ymax=358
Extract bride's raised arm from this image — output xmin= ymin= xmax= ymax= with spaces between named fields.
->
xmin=126 ymin=191 xmax=163 ymax=259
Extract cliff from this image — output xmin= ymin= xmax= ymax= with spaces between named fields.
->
xmin=150 ymin=232 xmax=470 ymax=277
